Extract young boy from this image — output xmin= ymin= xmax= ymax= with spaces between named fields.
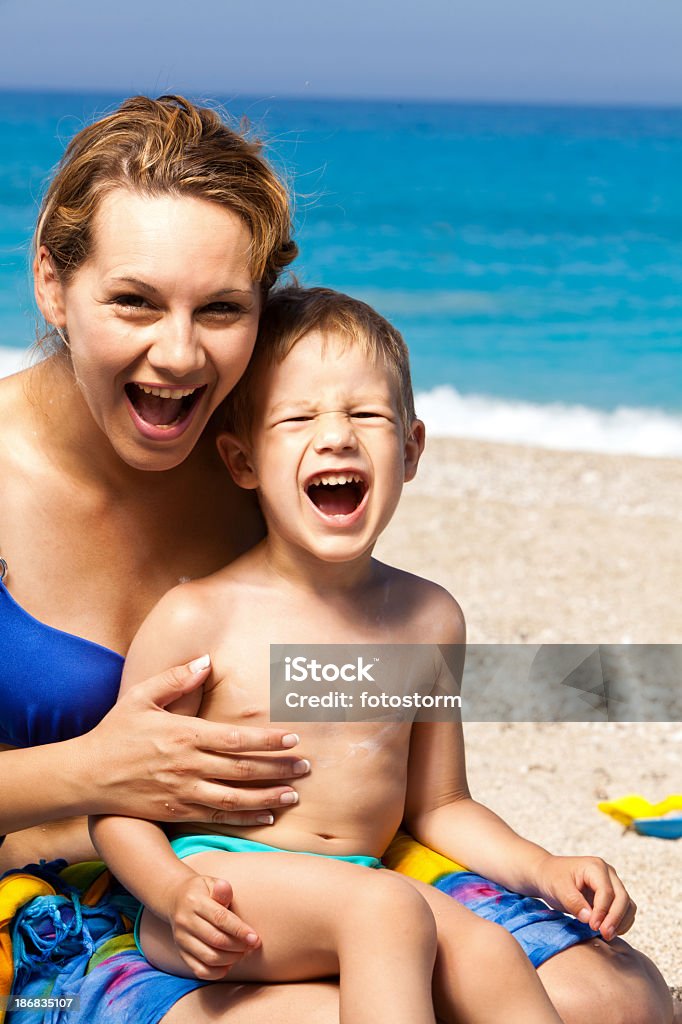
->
xmin=91 ymin=288 xmax=635 ymax=1024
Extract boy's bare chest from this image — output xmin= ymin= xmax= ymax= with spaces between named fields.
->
xmin=204 ymin=635 xmax=410 ymax=740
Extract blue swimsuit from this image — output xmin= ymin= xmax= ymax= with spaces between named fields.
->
xmin=1 ymin=571 xmax=594 ymax=1022
xmin=0 ymin=574 xmax=208 ymax=1023
xmin=0 ymin=580 xmax=123 ymax=748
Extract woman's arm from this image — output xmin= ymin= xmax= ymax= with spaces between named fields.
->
xmin=0 ymin=655 xmax=303 ymax=841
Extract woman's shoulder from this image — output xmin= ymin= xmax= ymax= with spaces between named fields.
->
xmin=0 ymin=368 xmax=46 ymax=463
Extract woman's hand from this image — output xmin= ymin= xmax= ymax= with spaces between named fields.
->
xmin=79 ymin=658 xmax=307 ymax=825
xmin=165 ymin=874 xmax=260 ymax=980
xmin=533 ymin=853 xmax=637 ymax=940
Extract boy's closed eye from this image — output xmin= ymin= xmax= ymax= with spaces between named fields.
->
xmin=350 ymin=411 xmax=393 ymax=421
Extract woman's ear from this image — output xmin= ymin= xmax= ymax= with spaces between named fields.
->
xmin=34 ymin=246 xmax=67 ymax=328
xmin=404 ymin=419 xmax=426 ymax=482
xmin=216 ymin=432 xmax=260 ymax=490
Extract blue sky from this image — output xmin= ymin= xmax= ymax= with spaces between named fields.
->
xmin=2 ymin=0 xmax=682 ymax=104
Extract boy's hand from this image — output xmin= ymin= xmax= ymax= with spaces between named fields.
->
xmin=534 ymin=853 xmax=637 ymax=941
xmin=167 ymin=874 xmax=261 ymax=980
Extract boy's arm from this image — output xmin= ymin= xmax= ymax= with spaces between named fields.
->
xmin=118 ymin=583 xmax=213 ymax=712
xmin=404 ymin=719 xmax=550 ymax=894
xmin=90 ymin=812 xmax=260 ymax=976
xmin=403 ymin=590 xmax=635 ymax=940
xmin=90 ymin=586 xmax=260 ymax=973
xmin=89 ymin=585 xmax=211 ymax=907
xmin=90 ymin=814 xmax=194 ymax=919
xmin=404 ymin=720 xmax=634 ymax=939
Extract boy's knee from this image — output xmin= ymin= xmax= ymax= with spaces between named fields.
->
xmin=348 ymin=872 xmax=437 ymax=950
xmin=464 ymin=916 xmax=529 ymax=970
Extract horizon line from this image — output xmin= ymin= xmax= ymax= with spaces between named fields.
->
xmin=2 ymin=85 xmax=682 ymax=113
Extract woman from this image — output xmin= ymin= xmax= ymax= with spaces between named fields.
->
xmin=0 ymin=95 xmax=672 ymax=1024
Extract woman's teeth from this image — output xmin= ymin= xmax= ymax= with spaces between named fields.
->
xmin=136 ymin=385 xmax=198 ymax=399
xmin=126 ymin=382 xmax=203 ymax=428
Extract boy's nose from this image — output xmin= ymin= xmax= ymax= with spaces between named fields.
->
xmin=313 ymin=412 xmax=358 ymax=453
xmin=147 ymin=315 xmax=207 ymax=377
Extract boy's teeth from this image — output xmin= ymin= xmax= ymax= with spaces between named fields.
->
xmin=137 ymin=385 xmax=197 ymax=398
xmin=309 ymin=472 xmax=363 ymax=487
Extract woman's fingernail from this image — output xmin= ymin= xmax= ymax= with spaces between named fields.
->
xmin=282 ymin=733 xmax=299 ymax=747
xmin=256 ymin=814 xmax=275 ymax=825
xmin=245 ymin=932 xmax=259 ymax=945
xmin=578 ymin=908 xmax=591 ymax=923
xmin=189 ymin=654 xmax=211 ymax=673
xmin=293 ymin=758 xmax=311 ymax=775
xmin=280 ymin=791 xmax=299 ymax=805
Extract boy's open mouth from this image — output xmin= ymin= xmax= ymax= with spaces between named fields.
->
xmin=304 ymin=472 xmax=368 ymax=517
xmin=125 ymin=383 xmax=206 ymax=429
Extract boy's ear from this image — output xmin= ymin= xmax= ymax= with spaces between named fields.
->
xmin=216 ymin=432 xmax=260 ymax=490
xmin=403 ymin=419 xmax=426 ymax=483
xmin=34 ymin=246 xmax=67 ymax=328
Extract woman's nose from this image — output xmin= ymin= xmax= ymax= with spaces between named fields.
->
xmin=147 ymin=315 xmax=207 ymax=377
xmin=313 ymin=412 xmax=358 ymax=453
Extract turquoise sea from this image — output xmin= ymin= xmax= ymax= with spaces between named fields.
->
xmin=1 ymin=91 xmax=681 ymax=454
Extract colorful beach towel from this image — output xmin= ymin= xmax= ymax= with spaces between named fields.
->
xmin=2 ymin=836 xmax=599 ymax=1020
xmin=0 ymin=860 xmax=137 ymax=1023
xmin=383 ymin=832 xmax=598 ymax=967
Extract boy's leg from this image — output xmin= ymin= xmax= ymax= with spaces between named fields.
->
xmin=397 ymin=874 xmax=566 ymax=1024
xmin=141 ymin=851 xmax=437 ymax=1024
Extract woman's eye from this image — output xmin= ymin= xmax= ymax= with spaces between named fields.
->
xmin=113 ymin=294 xmax=148 ymax=309
xmin=352 ymin=411 xmax=386 ymax=420
xmin=284 ymin=415 xmax=313 ymax=423
xmin=201 ymin=302 xmax=243 ymax=317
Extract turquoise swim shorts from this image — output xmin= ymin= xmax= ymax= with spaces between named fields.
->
xmin=133 ymin=834 xmax=381 ymax=951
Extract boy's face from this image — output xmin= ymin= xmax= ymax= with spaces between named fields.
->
xmin=220 ymin=330 xmax=424 ymax=564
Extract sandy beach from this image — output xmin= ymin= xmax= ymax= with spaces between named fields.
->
xmin=376 ymin=437 xmax=682 ymax=1002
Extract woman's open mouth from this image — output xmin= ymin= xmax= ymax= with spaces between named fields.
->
xmin=124 ymin=383 xmax=207 ymax=438
xmin=304 ymin=472 xmax=369 ymax=521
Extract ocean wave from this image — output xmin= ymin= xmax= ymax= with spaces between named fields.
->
xmin=2 ymin=347 xmax=679 ymax=457
xmin=0 ymin=345 xmax=28 ymax=377
xmin=416 ymin=386 xmax=682 ymax=457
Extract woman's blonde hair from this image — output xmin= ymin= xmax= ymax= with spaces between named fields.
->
xmin=35 ymin=94 xmax=297 ymax=297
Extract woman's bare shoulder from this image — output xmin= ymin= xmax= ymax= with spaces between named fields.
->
xmin=0 ymin=370 xmax=35 ymax=449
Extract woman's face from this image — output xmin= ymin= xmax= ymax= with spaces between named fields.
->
xmin=38 ymin=188 xmax=261 ymax=471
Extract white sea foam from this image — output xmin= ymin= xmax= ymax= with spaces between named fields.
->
xmin=0 ymin=346 xmax=29 ymax=378
xmin=1 ymin=347 xmax=679 ymax=458
xmin=416 ymin=386 xmax=682 ymax=457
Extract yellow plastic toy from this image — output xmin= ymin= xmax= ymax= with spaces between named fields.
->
xmin=598 ymin=794 xmax=682 ymax=839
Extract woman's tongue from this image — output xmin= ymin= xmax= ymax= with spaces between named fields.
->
xmin=308 ymin=483 xmax=359 ymax=516
xmin=135 ymin=392 xmax=184 ymax=427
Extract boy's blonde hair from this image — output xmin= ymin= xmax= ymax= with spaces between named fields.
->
xmin=225 ymin=286 xmax=417 ymax=438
